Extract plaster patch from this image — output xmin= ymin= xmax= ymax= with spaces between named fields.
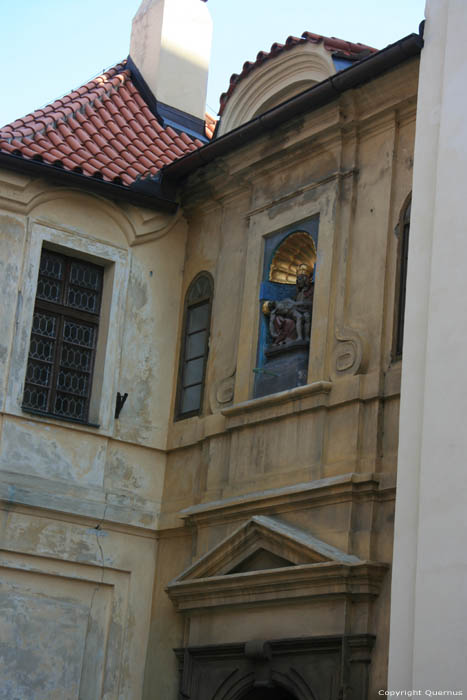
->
xmin=0 ymin=588 xmax=88 ymax=700
xmin=0 ymin=420 xmax=106 ymax=487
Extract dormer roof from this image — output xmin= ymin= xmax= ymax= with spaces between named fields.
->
xmin=218 ymin=31 xmax=377 ymax=116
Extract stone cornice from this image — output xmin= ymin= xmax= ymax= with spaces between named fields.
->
xmin=180 ymin=472 xmax=393 ymax=527
xmin=167 ymin=560 xmax=388 ymax=612
xmin=222 ymin=380 xmax=332 ymax=419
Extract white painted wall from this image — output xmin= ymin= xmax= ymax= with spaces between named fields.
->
xmin=389 ymin=0 xmax=467 ymax=692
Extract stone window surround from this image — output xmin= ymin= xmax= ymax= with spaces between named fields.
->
xmin=234 ymin=195 xmax=330 ymax=406
xmin=5 ymin=220 xmax=129 ymax=434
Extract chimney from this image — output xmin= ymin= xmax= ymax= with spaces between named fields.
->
xmin=129 ymin=0 xmax=212 ymax=124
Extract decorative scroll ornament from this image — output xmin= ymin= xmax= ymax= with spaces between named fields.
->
xmin=334 ymin=328 xmax=368 ymax=375
xmin=215 ymin=370 xmax=236 ymax=405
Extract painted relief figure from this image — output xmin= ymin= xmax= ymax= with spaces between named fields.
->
xmin=263 ymin=262 xmax=314 ymax=345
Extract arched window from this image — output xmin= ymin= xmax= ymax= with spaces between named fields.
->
xmin=394 ymin=196 xmax=411 ymax=358
xmin=175 ymin=272 xmax=213 ymax=420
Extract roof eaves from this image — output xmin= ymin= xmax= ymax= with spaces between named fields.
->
xmin=0 ymin=151 xmax=178 ymax=212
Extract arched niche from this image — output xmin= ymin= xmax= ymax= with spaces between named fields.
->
xmin=254 ymin=218 xmax=319 ymax=399
xmin=269 ymin=231 xmax=317 ymax=284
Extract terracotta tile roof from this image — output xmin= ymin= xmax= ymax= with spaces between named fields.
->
xmin=219 ymin=31 xmax=377 ymax=115
xmin=204 ymin=112 xmax=217 ymax=140
xmin=0 ymin=60 xmax=210 ymax=186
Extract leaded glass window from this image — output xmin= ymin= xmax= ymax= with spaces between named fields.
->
xmin=175 ymin=273 xmax=213 ymax=420
xmin=22 ymin=249 xmax=104 ymax=423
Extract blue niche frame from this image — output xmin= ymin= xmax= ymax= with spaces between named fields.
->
xmin=254 ymin=215 xmax=319 ymax=396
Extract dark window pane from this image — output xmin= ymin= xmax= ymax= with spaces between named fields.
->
xmin=28 ymin=336 xmax=55 ymax=362
xmin=37 ymin=277 xmax=62 ymax=303
xmin=54 ymin=393 xmax=86 ymax=421
xmin=188 ymin=276 xmax=212 ymax=304
xmin=186 ymin=330 xmax=207 ymax=360
xmin=188 ymin=303 xmax=209 ymax=333
xmin=63 ymin=320 xmax=96 ymax=348
xmin=183 ymin=357 xmax=204 ymax=387
xmin=32 ymin=312 xmax=57 ymax=338
xmin=176 ymin=273 xmax=213 ymax=420
xmin=39 ymin=251 xmax=63 ymax=279
xmin=181 ymin=384 xmax=202 ymax=414
xmin=67 ymin=285 xmax=99 ymax=313
xmin=26 ymin=361 xmax=52 ymax=387
xmin=395 ymin=201 xmax=411 ymax=357
xmin=69 ymin=260 xmax=102 ymax=290
xmin=56 ymin=369 xmax=89 ymax=396
xmin=60 ymin=343 xmax=92 ymax=372
xmin=23 ymin=386 xmax=48 ymax=411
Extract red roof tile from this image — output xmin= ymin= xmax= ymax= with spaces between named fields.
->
xmin=219 ymin=31 xmax=377 ymax=115
xmin=0 ymin=59 xmax=211 ymax=186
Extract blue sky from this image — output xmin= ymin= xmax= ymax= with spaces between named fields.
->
xmin=1 ymin=0 xmax=425 ymax=127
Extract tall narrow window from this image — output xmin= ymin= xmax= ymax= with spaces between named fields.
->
xmin=22 ymin=248 xmax=104 ymax=424
xmin=394 ymin=197 xmax=411 ymax=358
xmin=175 ymin=273 xmax=213 ymax=420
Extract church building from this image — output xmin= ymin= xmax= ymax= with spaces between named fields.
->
xmin=2 ymin=0 xmax=461 ymax=698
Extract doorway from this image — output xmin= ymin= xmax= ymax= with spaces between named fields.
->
xmin=240 ymin=687 xmax=297 ymax=700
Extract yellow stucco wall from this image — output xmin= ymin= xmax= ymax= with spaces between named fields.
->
xmin=146 ymin=58 xmax=418 ymax=700
xmin=0 ymin=56 xmax=418 ymax=700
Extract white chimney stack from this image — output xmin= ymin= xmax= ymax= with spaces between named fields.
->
xmin=129 ymin=0 xmax=212 ymax=123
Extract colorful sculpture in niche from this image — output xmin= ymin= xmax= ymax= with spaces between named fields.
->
xmin=263 ymin=262 xmax=314 ymax=346
xmin=254 ymin=223 xmax=318 ymax=400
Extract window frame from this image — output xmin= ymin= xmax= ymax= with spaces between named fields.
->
xmin=393 ymin=194 xmax=412 ymax=360
xmin=175 ymin=272 xmax=214 ymax=421
xmin=5 ymin=221 xmax=129 ymax=433
xmin=22 ymin=248 xmax=104 ymax=425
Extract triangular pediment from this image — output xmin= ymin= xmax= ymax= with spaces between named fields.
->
xmin=169 ymin=515 xmax=361 ymax=584
xmin=227 ymin=547 xmax=294 ymax=574
xmin=167 ymin=516 xmax=388 ymax=613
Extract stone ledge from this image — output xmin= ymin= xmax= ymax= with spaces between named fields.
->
xmin=0 ymin=472 xmax=160 ymax=535
xmin=168 ymin=371 xmax=401 ymax=450
xmin=222 ymin=380 xmax=332 ymax=429
xmin=180 ymin=472 xmax=393 ymax=526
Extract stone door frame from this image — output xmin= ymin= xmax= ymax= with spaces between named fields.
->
xmin=174 ymin=634 xmax=375 ymax=700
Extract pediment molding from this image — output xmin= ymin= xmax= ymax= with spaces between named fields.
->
xmin=166 ymin=516 xmax=388 ymax=612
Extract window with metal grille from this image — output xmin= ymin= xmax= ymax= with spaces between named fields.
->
xmin=22 ymin=249 xmax=104 ymax=424
xmin=394 ymin=196 xmax=411 ymax=358
xmin=175 ymin=273 xmax=213 ymax=420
